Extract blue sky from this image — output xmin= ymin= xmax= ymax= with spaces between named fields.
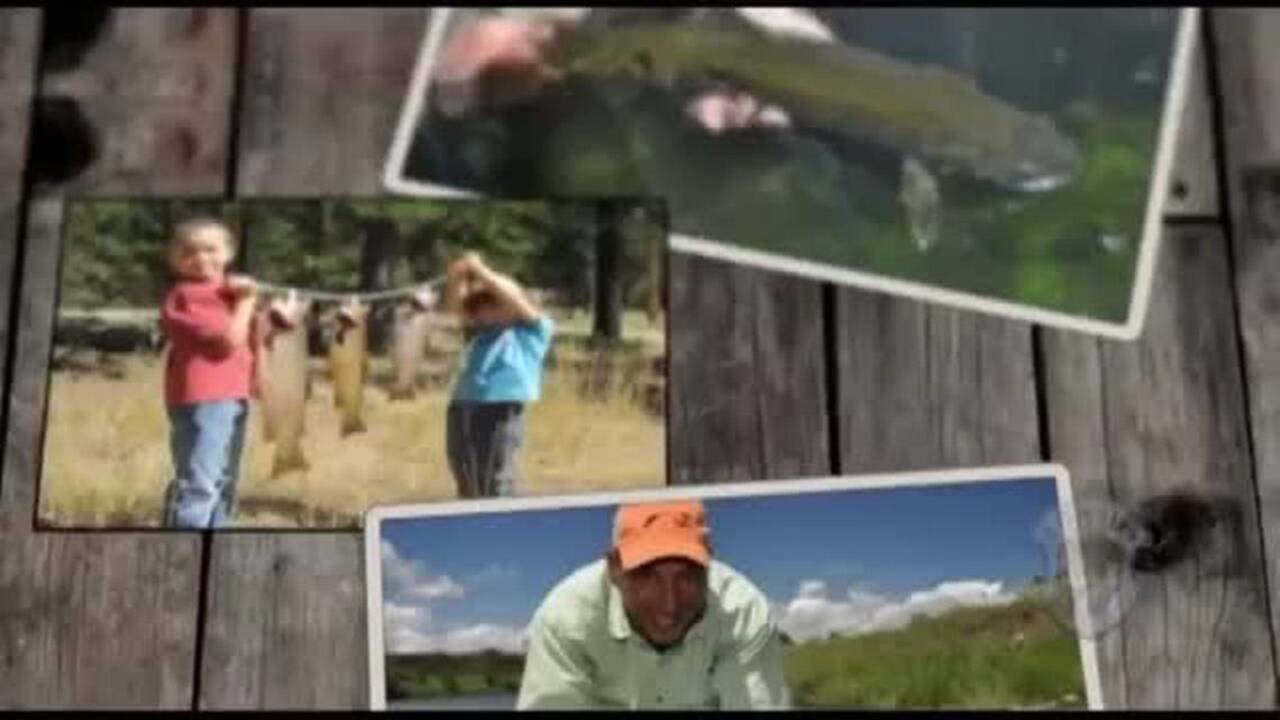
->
xmin=380 ymin=474 xmax=1063 ymax=651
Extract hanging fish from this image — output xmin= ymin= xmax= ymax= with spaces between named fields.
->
xmin=256 ymin=292 xmax=312 ymax=478
xmin=546 ymin=19 xmax=1081 ymax=193
xmin=388 ymin=287 xmax=437 ymax=402
xmin=327 ymin=297 xmax=370 ymax=436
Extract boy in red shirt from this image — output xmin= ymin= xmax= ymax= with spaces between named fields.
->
xmin=159 ymin=217 xmax=259 ymax=529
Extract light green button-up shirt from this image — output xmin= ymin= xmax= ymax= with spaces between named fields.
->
xmin=516 ymin=558 xmax=791 ymax=711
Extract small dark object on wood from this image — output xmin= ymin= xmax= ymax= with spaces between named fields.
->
xmin=40 ymin=6 xmax=113 ymax=73
xmin=29 ymin=96 xmax=100 ymax=186
xmin=1243 ymin=163 xmax=1280 ymax=242
xmin=1113 ymin=491 xmax=1237 ymax=573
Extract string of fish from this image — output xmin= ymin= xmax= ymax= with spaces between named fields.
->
xmin=255 ymin=275 xmax=448 ymax=304
xmin=254 ymin=275 xmax=448 ymax=478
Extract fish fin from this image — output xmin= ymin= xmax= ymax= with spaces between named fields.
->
xmin=899 ymin=155 xmax=942 ymax=252
xmin=270 ymin=449 xmax=310 ymax=479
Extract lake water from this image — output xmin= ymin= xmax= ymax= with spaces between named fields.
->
xmin=390 ymin=692 xmax=517 ymax=711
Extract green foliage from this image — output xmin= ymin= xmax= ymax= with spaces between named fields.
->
xmin=59 ymin=198 xmax=240 ymax=307
xmin=783 ymin=594 xmax=1087 ymax=709
xmin=58 ymin=197 xmax=665 ymax=311
xmin=386 ymin=652 xmax=525 ymax=701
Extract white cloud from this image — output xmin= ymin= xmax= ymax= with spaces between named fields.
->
xmin=415 ymin=623 xmax=531 ymax=656
xmin=776 ymin=578 xmax=1019 ymax=643
xmin=382 ymin=540 xmax=465 ymax=602
xmin=381 ymin=541 xmax=525 ymax=656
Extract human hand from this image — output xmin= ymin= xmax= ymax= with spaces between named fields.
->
xmin=449 ymin=252 xmax=485 ymax=278
xmin=225 ymin=274 xmax=258 ymax=301
xmin=433 ymin=16 xmax=569 ymax=117
xmin=684 ymin=90 xmax=792 ymax=135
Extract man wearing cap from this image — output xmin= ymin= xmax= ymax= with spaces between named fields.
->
xmin=515 ymin=500 xmax=791 ymax=710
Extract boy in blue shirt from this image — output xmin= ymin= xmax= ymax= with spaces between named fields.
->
xmin=445 ymin=252 xmax=555 ymax=497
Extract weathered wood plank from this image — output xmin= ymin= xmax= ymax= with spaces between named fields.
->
xmin=0 ymin=8 xmax=40 ymax=507
xmin=834 ymin=291 xmax=1039 ymax=472
xmin=667 ymin=256 xmax=830 ymax=484
xmin=1165 ymin=28 xmax=1219 ymax=218
xmin=0 ymin=8 xmax=238 ymax=708
xmin=198 ymin=9 xmax=427 ymax=710
xmin=1042 ymin=224 xmax=1276 ymax=709
xmin=1209 ymin=6 xmax=1280 ymax=687
xmin=1037 ymin=319 xmax=1127 ymax=708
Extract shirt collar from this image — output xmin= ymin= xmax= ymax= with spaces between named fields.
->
xmin=607 ymin=581 xmax=633 ymax=641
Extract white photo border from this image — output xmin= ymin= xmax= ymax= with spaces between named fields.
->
xmin=364 ymin=462 xmax=1103 ymax=710
xmin=382 ymin=8 xmax=1200 ymax=341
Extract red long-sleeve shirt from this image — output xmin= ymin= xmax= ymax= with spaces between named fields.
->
xmin=161 ymin=280 xmax=254 ymax=408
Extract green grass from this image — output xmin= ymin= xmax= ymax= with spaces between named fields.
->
xmin=39 ymin=308 xmax=666 ymax=529
xmin=784 ymin=595 xmax=1087 ymax=709
xmin=384 ymin=592 xmax=1086 ymax=709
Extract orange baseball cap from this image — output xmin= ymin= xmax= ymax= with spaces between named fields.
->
xmin=612 ymin=500 xmax=712 ymax=571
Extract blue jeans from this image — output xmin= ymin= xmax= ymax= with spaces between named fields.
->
xmin=163 ymin=399 xmax=248 ymax=529
xmin=445 ymin=401 xmax=525 ymax=498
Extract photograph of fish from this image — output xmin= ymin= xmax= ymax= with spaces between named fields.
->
xmin=38 ymin=196 xmax=669 ymax=530
xmin=384 ymin=7 xmax=1198 ymax=338
xmin=364 ymin=464 xmax=1102 ymax=711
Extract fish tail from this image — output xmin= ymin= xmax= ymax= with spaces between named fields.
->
xmin=341 ymin=416 xmax=367 ymax=436
xmin=270 ymin=445 xmax=310 ymax=479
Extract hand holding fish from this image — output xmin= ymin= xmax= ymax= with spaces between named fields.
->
xmin=437 ymin=10 xmax=803 ymax=135
xmin=268 ymin=290 xmax=305 ymax=330
xmin=448 ymin=252 xmax=485 ymax=281
xmin=433 ymin=15 xmax=569 ymax=118
xmin=225 ymin=274 xmax=258 ymax=302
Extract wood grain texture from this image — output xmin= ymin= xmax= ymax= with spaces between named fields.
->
xmin=834 ymin=289 xmax=1040 ymax=472
xmin=1165 ymin=31 xmax=1219 ymax=218
xmin=0 ymin=8 xmax=39 ymax=507
xmin=197 ymin=9 xmax=427 ymax=710
xmin=0 ymin=8 xmax=237 ymax=709
xmin=666 ymin=255 xmax=830 ymax=484
xmin=1043 ymin=225 xmax=1275 ymax=709
xmin=198 ymin=535 xmax=367 ymax=709
xmin=1210 ymin=6 xmax=1280 ymax=684
xmin=235 ymin=9 xmax=427 ymax=196
xmin=1038 ymin=320 xmax=1127 ymax=708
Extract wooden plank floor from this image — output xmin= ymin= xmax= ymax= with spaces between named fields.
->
xmin=0 ymin=7 xmax=1276 ymax=710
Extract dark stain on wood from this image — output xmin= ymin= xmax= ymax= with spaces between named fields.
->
xmin=39 ymin=6 xmax=112 ymax=74
xmin=1242 ymin=164 xmax=1280 ymax=242
xmin=174 ymin=124 xmax=199 ymax=168
xmin=28 ymin=97 xmax=99 ymax=186
xmin=187 ymin=8 xmax=209 ymax=39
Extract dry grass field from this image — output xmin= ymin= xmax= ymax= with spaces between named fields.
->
xmin=38 ymin=309 xmax=666 ymax=529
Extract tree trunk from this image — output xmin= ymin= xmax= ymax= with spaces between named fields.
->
xmin=359 ymin=215 xmax=397 ymax=354
xmin=646 ymin=233 xmax=663 ymax=326
xmin=592 ymin=200 xmax=623 ymax=343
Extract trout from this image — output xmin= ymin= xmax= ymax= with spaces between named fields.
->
xmin=257 ymin=297 xmax=312 ymax=478
xmin=544 ymin=20 xmax=1082 ymax=195
xmin=388 ymin=289 xmax=437 ymax=401
xmin=327 ymin=299 xmax=369 ymax=436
